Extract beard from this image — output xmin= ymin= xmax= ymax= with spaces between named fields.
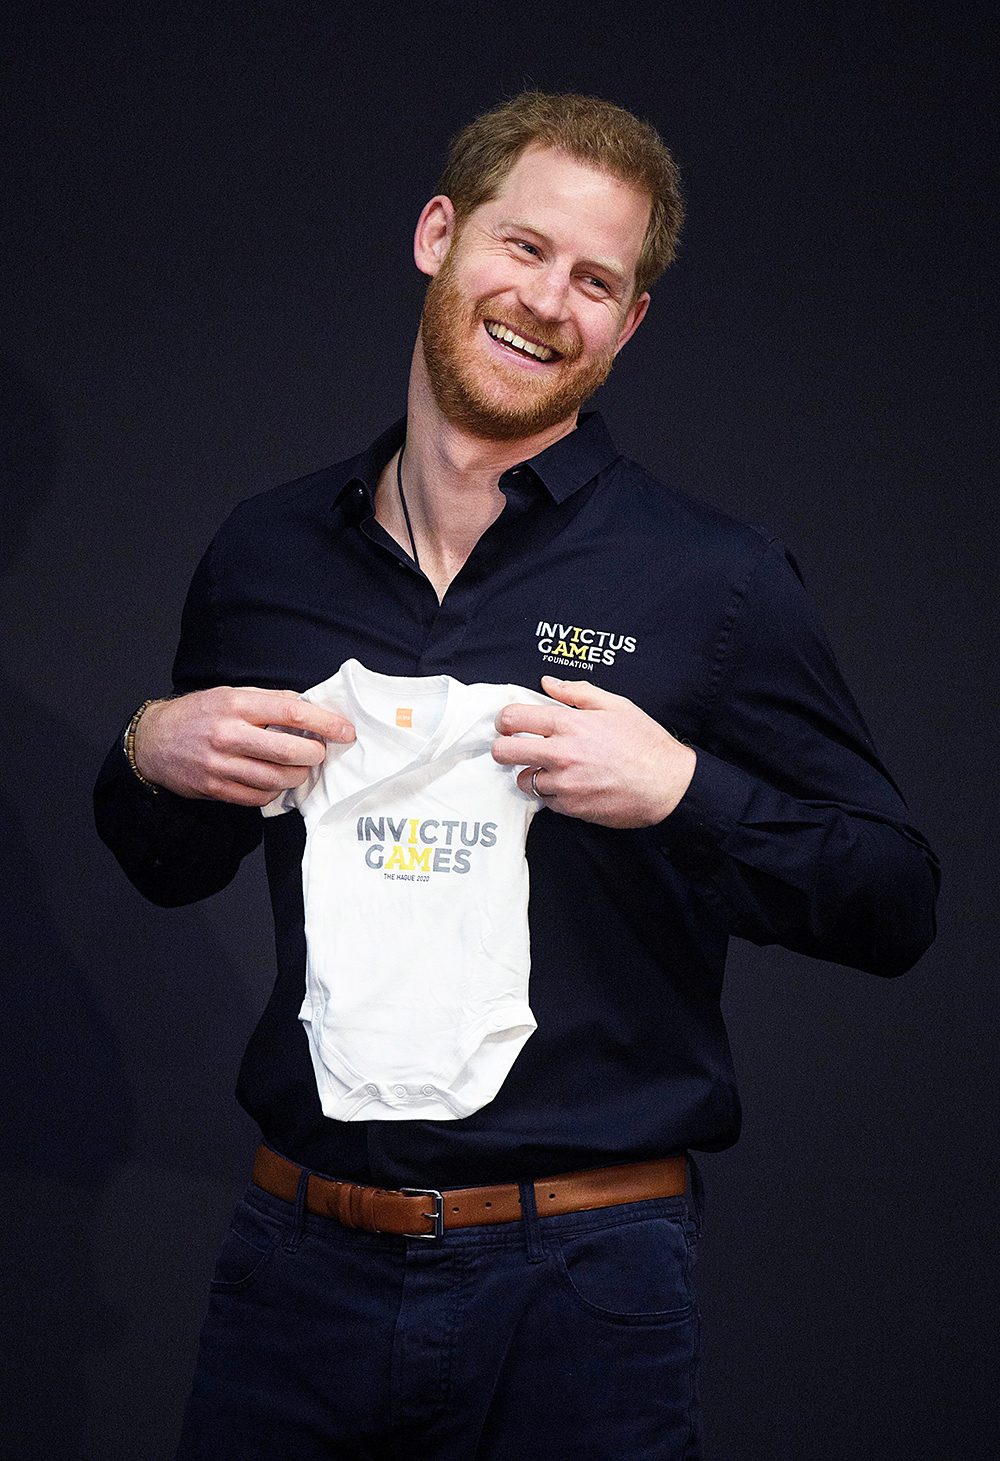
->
xmin=419 ymin=248 xmax=619 ymax=442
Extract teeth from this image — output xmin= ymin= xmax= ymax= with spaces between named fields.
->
xmin=486 ymin=321 xmax=555 ymax=361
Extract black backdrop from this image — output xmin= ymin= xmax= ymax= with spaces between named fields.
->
xmin=1 ymin=4 xmax=996 ymax=1458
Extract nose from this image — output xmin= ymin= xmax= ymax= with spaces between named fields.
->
xmin=516 ymin=265 xmax=571 ymax=323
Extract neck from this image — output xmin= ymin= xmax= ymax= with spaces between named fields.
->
xmin=374 ymin=336 xmax=578 ymax=601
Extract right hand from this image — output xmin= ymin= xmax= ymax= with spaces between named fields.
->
xmin=132 ymin=686 xmax=356 ymax=806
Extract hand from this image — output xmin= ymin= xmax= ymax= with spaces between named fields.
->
xmin=132 ymin=686 xmax=356 ymax=806
xmin=492 ymin=676 xmax=696 ymax=829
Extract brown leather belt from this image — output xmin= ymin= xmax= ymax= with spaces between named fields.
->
xmin=252 ymin=1144 xmax=687 ymax=1241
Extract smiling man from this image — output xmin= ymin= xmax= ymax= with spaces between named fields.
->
xmin=416 ymin=145 xmax=649 ymax=441
xmin=95 ymin=93 xmax=938 ymax=1460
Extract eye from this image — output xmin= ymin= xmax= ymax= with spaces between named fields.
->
xmin=513 ymin=239 xmax=540 ymax=256
xmin=584 ymin=275 xmax=610 ymax=292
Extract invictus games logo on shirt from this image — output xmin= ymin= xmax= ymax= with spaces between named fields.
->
xmin=355 ymin=815 xmax=496 ymax=881
xmin=534 ymin=619 xmax=637 ymax=673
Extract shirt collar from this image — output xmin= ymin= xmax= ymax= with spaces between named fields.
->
xmin=520 ymin=411 xmax=620 ymax=503
xmin=337 ymin=410 xmax=620 ymax=516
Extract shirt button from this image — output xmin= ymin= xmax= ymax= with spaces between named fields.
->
xmin=365 ymin=1084 xmax=378 ymax=1097
xmin=421 ymin=1085 xmax=435 ymax=1097
xmin=393 ymin=1084 xmax=406 ymax=1098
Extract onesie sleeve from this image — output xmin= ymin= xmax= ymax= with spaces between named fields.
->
xmin=653 ymin=539 xmax=939 ymax=976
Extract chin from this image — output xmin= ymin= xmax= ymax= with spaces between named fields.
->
xmin=427 ymin=346 xmax=611 ymax=442
xmin=439 ymin=382 xmax=581 ymax=441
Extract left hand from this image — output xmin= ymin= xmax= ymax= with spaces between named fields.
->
xmin=492 ymin=676 xmax=697 ymax=828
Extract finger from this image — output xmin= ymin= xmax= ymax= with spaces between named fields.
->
xmin=517 ymin=766 xmax=551 ymax=798
xmin=198 ymin=757 xmax=314 ymax=805
xmin=516 ymin=766 xmax=571 ymax=817
xmin=205 ymin=718 xmax=331 ymax=771
xmin=540 ymin=675 xmax=622 ymax=711
xmin=494 ymin=702 xmax=562 ymax=737
xmin=491 ymin=734 xmax=556 ymax=769
xmin=239 ymin=689 xmax=356 ymax=743
xmin=251 ymin=726 xmax=332 ymax=767
xmin=225 ymin=758 xmax=315 ymax=792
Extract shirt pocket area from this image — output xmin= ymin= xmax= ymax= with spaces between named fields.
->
xmin=554 ymin=1210 xmax=695 ymax=1323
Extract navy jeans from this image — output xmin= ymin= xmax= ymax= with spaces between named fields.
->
xmin=176 ymin=1173 xmax=702 ymax=1460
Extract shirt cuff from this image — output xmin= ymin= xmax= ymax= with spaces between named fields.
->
xmin=650 ymin=749 xmax=759 ymax=877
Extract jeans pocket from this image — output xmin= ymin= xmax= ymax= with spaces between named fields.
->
xmin=555 ymin=1213 xmax=695 ymax=1322
xmin=210 ymin=1198 xmax=283 ymax=1291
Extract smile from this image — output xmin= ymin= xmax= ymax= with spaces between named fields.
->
xmin=484 ymin=320 xmax=560 ymax=363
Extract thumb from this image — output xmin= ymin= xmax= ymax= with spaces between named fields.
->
xmin=540 ymin=675 xmax=618 ymax=711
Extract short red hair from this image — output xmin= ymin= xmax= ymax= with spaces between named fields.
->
xmin=437 ymin=91 xmax=684 ymax=297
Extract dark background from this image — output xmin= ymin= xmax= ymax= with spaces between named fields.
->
xmin=1 ymin=3 xmax=995 ymax=1457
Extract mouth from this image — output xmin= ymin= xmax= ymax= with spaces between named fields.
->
xmin=483 ymin=319 xmax=562 ymax=364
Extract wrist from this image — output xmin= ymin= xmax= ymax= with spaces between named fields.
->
xmin=123 ymin=695 xmax=180 ymax=791
xmin=648 ymin=742 xmax=697 ymax=824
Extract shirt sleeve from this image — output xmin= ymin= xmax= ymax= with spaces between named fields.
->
xmin=93 ymin=740 xmax=263 ymax=907
xmin=92 ymin=539 xmax=264 ymax=907
xmin=654 ymin=538 xmax=939 ymax=976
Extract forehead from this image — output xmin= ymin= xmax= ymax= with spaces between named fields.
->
xmin=478 ymin=145 xmax=651 ymax=278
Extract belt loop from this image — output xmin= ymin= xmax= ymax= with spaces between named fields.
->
xmin=686 ymin=1153 xmax=705 ymax=1235
xmin=518 ymin=1181 xmax=545 ymax=1264
xmin=284 ymin=1164 xmax=314 ymax=1253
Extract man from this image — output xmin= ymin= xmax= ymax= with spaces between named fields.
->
xmin=95 ymin=93 xmax=938 ymax=1459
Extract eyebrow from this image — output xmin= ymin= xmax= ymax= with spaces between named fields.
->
xmin=499 ymin=218 xmax=629 ymax=286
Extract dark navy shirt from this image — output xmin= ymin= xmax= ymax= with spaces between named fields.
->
xmin=95 ymin=412 xmax=938 ymax=1188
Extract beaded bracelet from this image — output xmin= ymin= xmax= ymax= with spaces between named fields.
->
xmin=123 ymin=698 xmax=162 ymax=792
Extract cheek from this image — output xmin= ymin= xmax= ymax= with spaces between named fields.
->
xmin=466 ymin=257 xmax=526 ymax=299
xmin=579 ymin=318 xmax=623 ymax=361
xmin=474 ymin=281 xmax=520 ymax=313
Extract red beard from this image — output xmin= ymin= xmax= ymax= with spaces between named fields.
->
xmin=419 ymin=248 xmax=619 ymax=442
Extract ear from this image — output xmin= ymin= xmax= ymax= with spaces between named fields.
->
xmin=414 ymin=195 xmax=456 ymax=278
xmin=614 ymin=291 xmax=650 ymax=355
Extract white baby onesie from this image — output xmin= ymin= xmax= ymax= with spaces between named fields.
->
xmin=263 ymin=660 xmax=549 ymax=1121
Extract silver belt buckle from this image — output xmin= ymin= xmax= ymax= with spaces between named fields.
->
xmin=400 ymin=1187 xmax=445 ymax=1240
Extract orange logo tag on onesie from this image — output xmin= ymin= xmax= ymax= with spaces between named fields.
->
xmin=395 ymin=708 xmax=413 ymax=728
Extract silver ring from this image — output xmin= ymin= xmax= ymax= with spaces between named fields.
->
xmin=531 ymin=769 xmax=543 ymax=798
